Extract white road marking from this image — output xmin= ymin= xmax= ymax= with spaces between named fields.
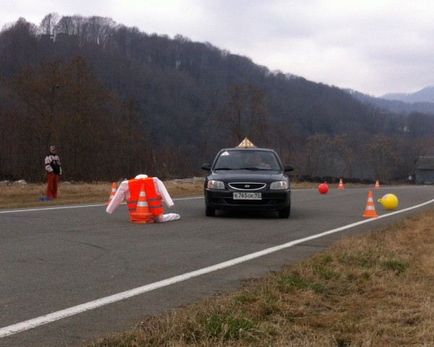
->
xmin=0 ymin=186 xmax=425 ymax=214
xmin=0 ymin=203 xmax=105 ymax=214
xmin=1 ymin=198 xmax=433 ymax=338
xmin=173 ymin=196 xmax=204 ymax=201
xmin=0 ymin=197 xmax=203 ymax=214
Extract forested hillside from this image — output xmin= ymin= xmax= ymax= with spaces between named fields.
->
xmin=1 ymin=14 xmax=433 ymax=182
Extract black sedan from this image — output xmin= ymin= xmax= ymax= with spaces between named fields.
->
xmin=202 ymin=147 xmax=293 ymax=218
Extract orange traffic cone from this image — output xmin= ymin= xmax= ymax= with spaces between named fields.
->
xmin=107 ymin=182 xmax=117 ymax=205
xmin=130 ymin=184 xmax=153 ymax=224
xmin=338 ymin=178 xmax=345 ymax=190
xmin=363 ymin=190 xmax=378 ymax=218
xmin=375 ymin=180 xmax=380 ymax=189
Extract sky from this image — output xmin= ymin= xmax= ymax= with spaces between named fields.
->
xmin=1 ymin=0 xmax=434 ymax=96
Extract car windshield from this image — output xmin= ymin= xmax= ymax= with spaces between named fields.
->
xmin=214 ymin=150 xmax=281 ymax=171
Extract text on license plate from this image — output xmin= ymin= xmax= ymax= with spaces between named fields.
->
xmin=233 ymin=192 xmax=262 ymax=200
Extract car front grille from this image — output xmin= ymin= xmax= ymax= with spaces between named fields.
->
xmin=228 ymin=182 xmax=266 ymax=191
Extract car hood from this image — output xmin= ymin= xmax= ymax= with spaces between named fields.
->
xmin=208 ymin=170 xmax=286 ymax=182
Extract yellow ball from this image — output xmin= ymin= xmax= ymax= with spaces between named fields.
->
xmin=378 ymin=194 xmax=399 ymax=210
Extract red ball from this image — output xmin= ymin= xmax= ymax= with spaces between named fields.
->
xmin=318 ymin=183 xmax=329 ymax=194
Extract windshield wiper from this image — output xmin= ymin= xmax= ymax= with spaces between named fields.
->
xmin=237 ymin=167 xmax=271 ymax=171
xmin=215 ymin=167 xmax=275 ymax=171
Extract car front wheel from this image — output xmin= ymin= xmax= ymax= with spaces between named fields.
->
xmin=205 ymin=206 xmax=216 ymax=217
xmin=278 ymin=205 xmax=291 ymax=219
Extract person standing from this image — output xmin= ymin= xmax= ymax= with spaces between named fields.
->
xmin=44 ymin=145 xmax=62 ymax=200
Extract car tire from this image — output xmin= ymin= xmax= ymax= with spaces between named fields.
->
xmin=206 ymin=206 xmax=216 ymax=217
xmin=278 ymin=206 xmax=291 ymax=219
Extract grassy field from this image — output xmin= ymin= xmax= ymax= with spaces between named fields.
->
xmin=0 ymin=180 xmax=205 ymax=209
xmin=88 ymin=209 xmax=434 ymax=346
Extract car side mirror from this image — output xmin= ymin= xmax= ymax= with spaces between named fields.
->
xmin=201 ymin=163 xmax=211 ymax=171
xmin=284 ymin=165 xmax=294 ymax=172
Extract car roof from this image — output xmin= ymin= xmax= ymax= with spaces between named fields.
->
xmin=219 ymin=147 xmax=276 ymax=152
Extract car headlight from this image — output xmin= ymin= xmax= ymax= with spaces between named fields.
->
xmin=207 ymin=180 xmax=225 ymax=190
xmin=270 ymin=180 xmax=288 ymax=190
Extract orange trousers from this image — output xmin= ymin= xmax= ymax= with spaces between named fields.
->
xmin=46 ymin=172 xmax=59 ymax=199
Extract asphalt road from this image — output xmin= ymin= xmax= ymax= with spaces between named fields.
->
xmin=1 ymin=186 xmax=433 ymax=347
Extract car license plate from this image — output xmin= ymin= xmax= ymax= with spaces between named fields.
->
xmin=233 ymin=192 xmax=262 ymax=200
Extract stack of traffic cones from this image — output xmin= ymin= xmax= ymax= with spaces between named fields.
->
xmin=363 ymin=190 xmax=378 ymax=218
xmin=130 ymin=184 xmax=153 ymax=224
xmin=374 ymin=180 xmax=381 ymax=189
xmin=107 ymin=182 xmax=117 ymax=205
xmin=338 ymin=178 xmax=345 ymax=190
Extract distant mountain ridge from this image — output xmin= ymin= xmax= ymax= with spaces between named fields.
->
xmin=382 ymin=86 xmax=434 ymax=103
xmin=346 ymin=89 xmax=434 ymax=115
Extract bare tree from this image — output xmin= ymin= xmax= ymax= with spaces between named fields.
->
xmin=217 ymin=84 xmax=269 ymax=145
xmin=39 ymin=13 xmax=60 ymax=36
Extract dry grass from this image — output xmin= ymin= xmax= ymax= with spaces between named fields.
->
xmin=0 ymin=182 xmax=113 ymax=209
xmin=0 ymin=180 xmax=205 ymax=209
xmin=89 ymin=209 xmax=434 ymax=347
